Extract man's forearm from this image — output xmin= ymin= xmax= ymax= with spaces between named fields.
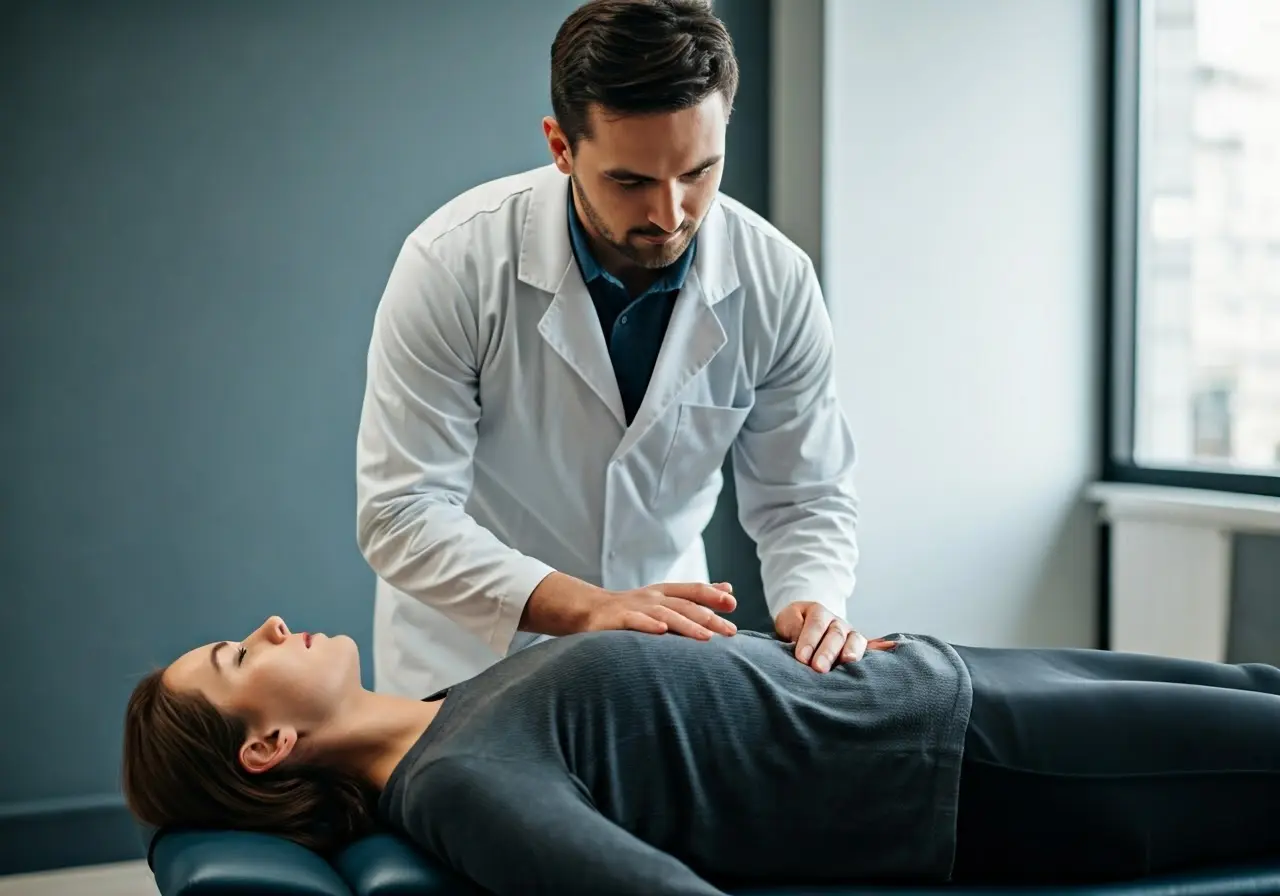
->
xmin=746 ymin=497 xmax=858 ymax=622
xmin=519 ymin=571 xmax=608 ymax=637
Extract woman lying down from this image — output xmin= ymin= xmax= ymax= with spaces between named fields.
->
xmin=123 ymin=614 xmax=1280 ymax=893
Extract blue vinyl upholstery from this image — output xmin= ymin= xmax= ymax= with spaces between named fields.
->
xmin=147 ymin=829 xmax=1280 ymax=896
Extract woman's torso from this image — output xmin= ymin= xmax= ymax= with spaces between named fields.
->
xmin=380 ymin=629 xmax=973 ymax=884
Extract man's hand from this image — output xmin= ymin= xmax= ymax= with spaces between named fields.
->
xmin=774 ymin=601 xmax=896 ymax=672
xmin=586 ymin=581 xmax=738 ymax=641
xmin=521 ymin=573 xmax=738 ymax=639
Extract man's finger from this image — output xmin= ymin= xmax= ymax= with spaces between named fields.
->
xmin=650 ymin=605 xmax=716 ymax=641
xmin=811 ymin=624 xmax=848 ymax=673
xmin=661 ymin=582 xmax=737 ymax=612
xmin=838 ymin=629 xmax=870 ymax=665
xmin=773 ymin=602 xmax=807 ymax=643
xmin=793 ymin=608 xmax=832 ymax=666
xmin=664 ymin=597 xmax=737 ymax=637
xmin=621 ymin=611 xmax=669 ymax=635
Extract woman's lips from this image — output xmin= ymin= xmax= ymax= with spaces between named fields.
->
xmin=304 ymin=632 xmax=312 ymax=648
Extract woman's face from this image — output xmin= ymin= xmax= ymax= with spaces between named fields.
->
xmin=164 ymin=615 xmax=361 ymax=771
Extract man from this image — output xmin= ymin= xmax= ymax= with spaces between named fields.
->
xmin=355 ymin=0 xmax=862 ymax=698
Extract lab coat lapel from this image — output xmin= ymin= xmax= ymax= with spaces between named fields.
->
xmin=538 ymin=269 xmax=628 ymax=429
xmin=613 ymin=200 xmax=740 ymax=462
xmin=520 ymin=167 xmax=628 ymax=429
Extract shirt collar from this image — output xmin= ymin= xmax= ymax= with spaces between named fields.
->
xmin=566 ymin=183 xmax=696 ymax=296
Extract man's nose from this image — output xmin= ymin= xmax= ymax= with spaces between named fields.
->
xmin=648 ymin=184 xmax=684 ymax=234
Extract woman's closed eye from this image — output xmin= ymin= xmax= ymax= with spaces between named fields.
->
xmin=237 ymin=645 xmax=247 ymax=666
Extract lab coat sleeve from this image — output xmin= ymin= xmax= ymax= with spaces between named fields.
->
xmin=355 ymin=236 xmax=555 ymax=656
xmin=731 ymin=255 xmax=859 ymax=623
xmin=412 ymin=758 xmax=728 ymax=896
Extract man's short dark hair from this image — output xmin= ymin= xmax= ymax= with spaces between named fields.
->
xmin=550 ymin=0 xmax=740 ymax=148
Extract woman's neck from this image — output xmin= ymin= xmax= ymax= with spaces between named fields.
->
xmin=310 ymin=690 xmax=445 ymax=790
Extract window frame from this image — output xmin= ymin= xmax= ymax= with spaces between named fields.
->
xmin=1104 ymin=0 xmax=1280 ymax=498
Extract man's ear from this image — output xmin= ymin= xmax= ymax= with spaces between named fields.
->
xmin=542 ymin=116 xmax=572 ymax=175
xmin=239 ymin=726 xmax=298 ymax=775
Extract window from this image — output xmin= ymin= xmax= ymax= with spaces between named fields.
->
xmin=1191 ymin=374 xmax=1234 ymax=458
xmin=1110 ymin=0 xmax=1280 ymax=495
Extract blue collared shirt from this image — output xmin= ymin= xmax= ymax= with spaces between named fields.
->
xmin=567 ymin=189 xmax=696 ymax=424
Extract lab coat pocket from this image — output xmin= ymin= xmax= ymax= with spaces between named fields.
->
xmin=655 ymin=402 xmax=753 ymax=507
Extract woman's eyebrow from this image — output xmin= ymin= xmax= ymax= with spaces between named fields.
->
xmin=210 ymin=641 xmax=228 ymax=672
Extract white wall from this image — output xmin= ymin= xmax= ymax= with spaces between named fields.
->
xmin=811 ymin=0 xmax=1106 ymax=647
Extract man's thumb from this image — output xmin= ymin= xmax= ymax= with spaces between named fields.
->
xmin=774 ymin=601 xmax=807 ymax=641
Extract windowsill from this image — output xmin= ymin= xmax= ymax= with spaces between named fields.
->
xmin=1086 ymin=481 xmax=1280 ymax=535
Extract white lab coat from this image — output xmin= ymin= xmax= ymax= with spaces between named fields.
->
xmin=355 ymin=164 xmax=859 ymax=697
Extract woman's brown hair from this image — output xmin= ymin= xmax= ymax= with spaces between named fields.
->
xmin=121 ymin=668 xmax=379 ymax=855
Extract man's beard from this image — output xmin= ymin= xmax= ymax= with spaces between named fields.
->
xmin=572 ymin=175 xmax=696 ymax=270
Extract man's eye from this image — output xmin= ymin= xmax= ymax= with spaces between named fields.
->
xmin=237 ymin=645 xmax=247 ymax=666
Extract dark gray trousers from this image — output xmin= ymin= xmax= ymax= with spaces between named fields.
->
xmin=951 ymin=644 xmax=1280 ymax=883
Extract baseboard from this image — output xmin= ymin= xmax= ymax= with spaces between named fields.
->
xmin=0 ymin=798 xmax=147 ymax=876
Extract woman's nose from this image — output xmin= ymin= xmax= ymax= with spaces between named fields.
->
xmin=254 ymin=615 xmax=290 ymax=644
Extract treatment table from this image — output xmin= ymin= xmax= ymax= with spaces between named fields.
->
xmin=148 ymin=828 xmax=1280 ymax=895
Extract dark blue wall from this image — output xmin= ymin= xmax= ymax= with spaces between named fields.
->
xmin=0 ymin=0 xmax=771 ymax=874
xmin=1227 ymin=534 xmax=1280 ymax=666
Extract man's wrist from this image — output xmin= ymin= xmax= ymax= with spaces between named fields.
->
xmin=773 ymin=594 xmax=849 ymax=622
xmin=519 ymin=571 xmax=607 ymax=637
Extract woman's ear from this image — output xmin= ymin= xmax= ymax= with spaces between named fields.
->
xmin=239 ymin=726 xmax=298 ymax=774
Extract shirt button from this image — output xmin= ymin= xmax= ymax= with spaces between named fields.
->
xmin=619 ymin=314 xmax=629 ymax=325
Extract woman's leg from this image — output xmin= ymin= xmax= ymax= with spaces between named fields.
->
xmin=950 ymin=645 xmax=1280 ymax=884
